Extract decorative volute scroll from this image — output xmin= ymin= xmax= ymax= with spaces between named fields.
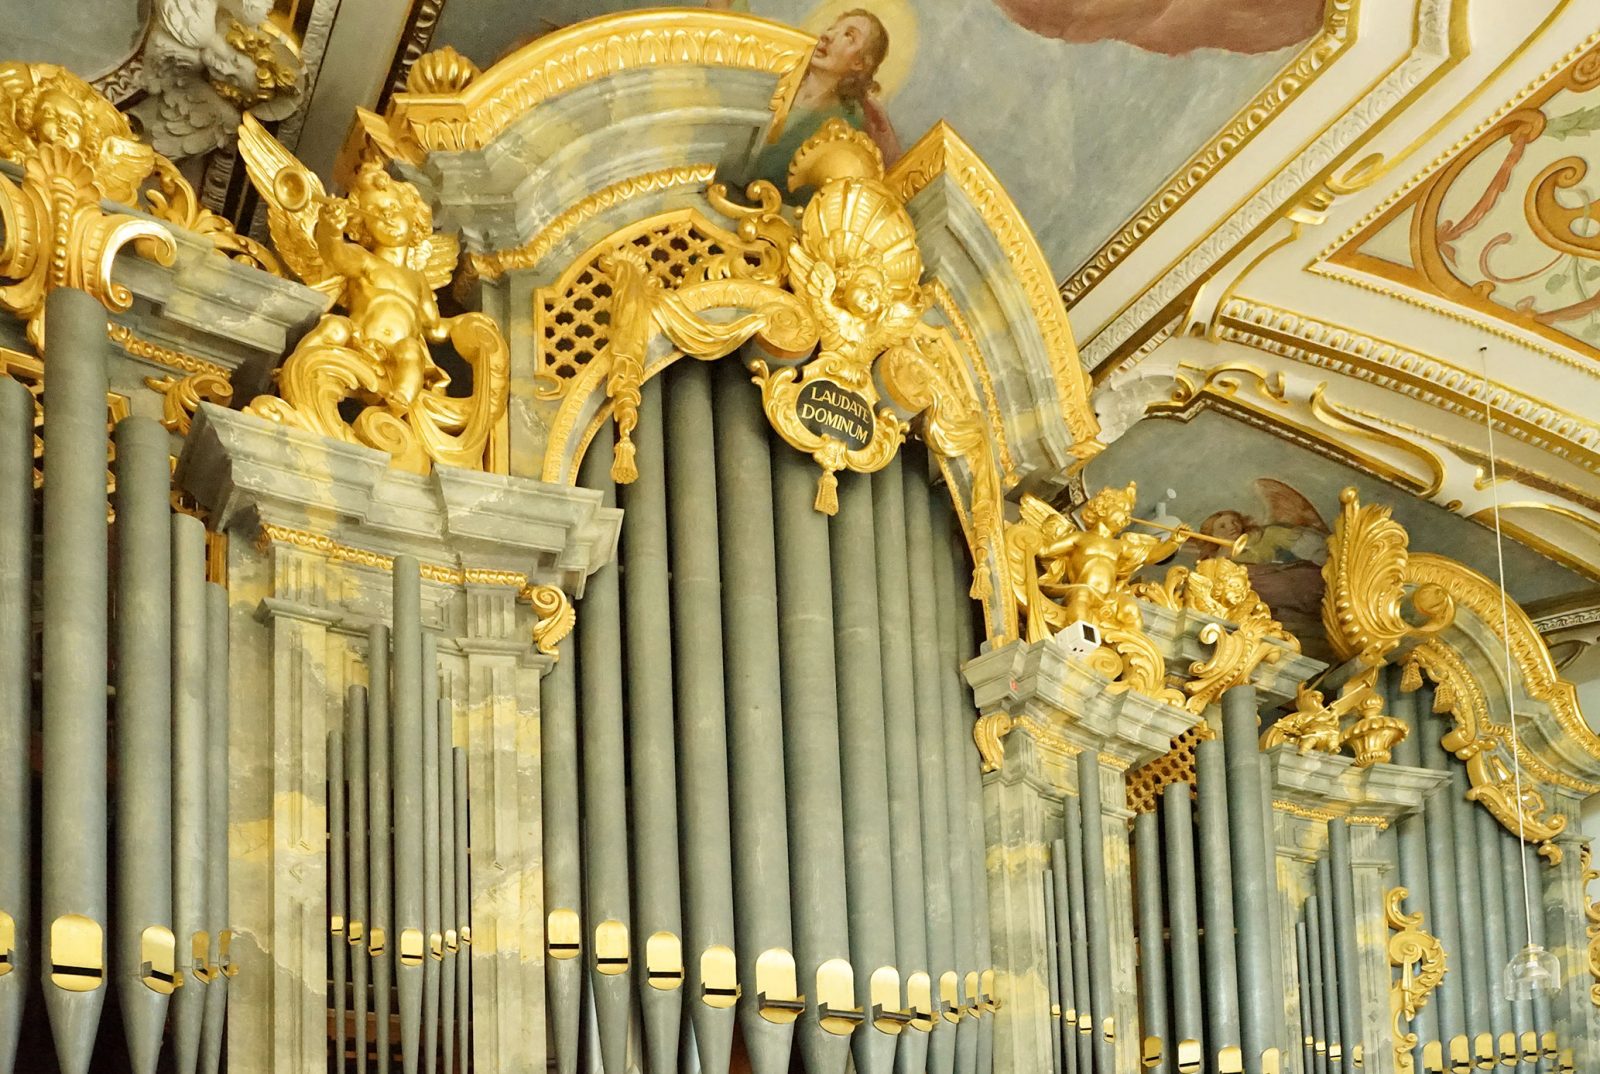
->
xmin=1584 ymin=846 xmax=1600 ymax=1009
xmin=1134 ymin=556 xmax=1300 ymax=714
xmin=1386 ymin=886 xmax=1447 ymax=1074
xmin=1323 ymin=486 xmax=1600 ymax=863
xmin=0 ymin=63 xmax=176 ymax=348
xmin=235 ymin=115 xmax=510 ymax=474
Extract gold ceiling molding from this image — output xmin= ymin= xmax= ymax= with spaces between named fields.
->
xmin=887 ymin=122 xmax=1101 ymax=454
xmin=1059 ymin=0 xmax=1357 ymax=309
xmin=383 ymin=11 xmax=815 ymax=155
xmin=1079 ymin=0 xmax=1477 ymax=375
xmin=1320 ymin=36 xmax=1600 ymax=372
xmin=1213 ymin=298 xmax=1600 ymax=473
xmin=471 ymin=164 xmax=718 ymax=281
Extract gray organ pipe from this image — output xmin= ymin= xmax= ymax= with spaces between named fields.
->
xmin=1327 ymin=821 xmax=1361 ymax=1070
xmin=452 ymin=745 xmax=470 ymax=1074
xmin=1222 ymin=686 xmax=1276 ymax=1073
xmin=1474 ymin=806 xmax=1511 ymax=1060
xmin=349 ymin=686 xmax=372 ymax=1074
xmin=1446 ymin=759 xmax=1491 ymax=1063
xmin=620 ymin=375 xmax=685 ymax=1073
xmin=1063 ymin=796 xmax=1094 ymax=1074
xmin=112 ymin=417 xmax=175 ymax=1074
xmin=711 ymin=357 xmax=797 ymax=1074
xmin=437 ymin=693 xmax=456 ymax=1074
xmin=171 ymin=511 xmax=211 ymax=1074
xmin=200 ymin=581 xmax=231 ymax=1073
xmin=539 ymin=638 xmax=581 ymax=1074
xmin=392 ymin=556 xmax=425 ymax=1074
xmin=1050 ymin=842 xmax=1078 ymax=1074
xmin=930 ymin=490 xmax=978 ymax=1073
xmin=330 ymin=726 xmax=349 ymax=1070
xmin=869 ymin=456 xmax=932 ymax=1074
xmin=1194 ymin=737 xmax=1241 ymax=1070
xmin=901 ymin=452 xmax=956 ymax=1074
xmin=1294 ymin=922 xmax=1314 ymax=1074
xmin=40 ymin=286 xmax=113 ymax=1074
xmin=0 ymin=375 xmax=30 ymax=1074
xmin=421 ymin=635 xmax=441 ymax=1074
xmin=1413 ymin=685 xmax=1465 ymax=1055
xmin=1159 ymin=784 xmax=1202 ymax=1072
xmin=948 ymin=525 xmax=995 ymax=1073
xmin=367 ymin=624 xmax=394 ymax=1074
xmin=1303 ymin=899 xmax=1327 ymax=1074
xmin=829 ymin=461 xmax=899 ymax=1074
xmin=1076 ymin=751 xmax=1115 ymax=1074
xmin=665 ymin=362 xmax=739 ymax=1073
xmin=1133 ymin=811 xmax=1169 ymax=1074
xmin=771 ymin=443 xmax=853 ymax=1073
xmin=1387 ymin=675 xmax=1435 ymax=1069
xmin=1314 ymin=858 xmax=1341 ymax=1070
xmin=575 ymin=436 xmax=633 ymax=1074
xmin=1043 ymin=871 xmax=1063 ymax=1074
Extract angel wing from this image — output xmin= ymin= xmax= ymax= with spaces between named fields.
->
xmin=404 ymin=230 xmax=460 ymax=293
xmin=1254 ymin=477 xmax=1328 ymax=533
xmin=237 ymin=113 xmax=342 ymax=300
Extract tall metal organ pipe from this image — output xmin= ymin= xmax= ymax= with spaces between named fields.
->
xmin=112 ymin=417 xmax=175 ymax=1074
xmin=436 ymin=690 xmax=457 ymax=1074
xmin=711 ymin=357 xmax=798 ymax=1074
xmin=171 ymin=511 xmax=211 ymax=1074
xmin=830 ymin=464 xmax=899 ymax=1074
xmin=349 ymin=685 xmax=372 ymax=1074
xmin=772 ymin=442 xmax=853 ymax=1073
xmin=540 ymin=635 xmax=581 ymax=1074
xmin=1194 ymin=736 xmax=1241 ymax=1070
xmin=392 ymin=556 xmax=426 ymax=1074
xmin=200 ymin=581 xmax=231 ymax=1072
xmin=367 ymin=624 xmax=395 ymax=1074
xmin=1222 ymin=686 xmax=1277 ymax=1073
xmin=40 ymin=287 xmax=113 ymax=1074
xmin=1160 ymin=783 xmax=1202 ymax=1072
xmin=0 ymin=375 xmax=32 ymax=1074
xmin=420 ymin=634 xmax=442 ymax=1074
xmin=666 ymin=362 xmax=740 ymax=1072
xmin=870 ymin=455 xmax=932 ymax=1074
xmin=575 ymin=437 xmax=634 ymax=1073
xmin=621 ymin=375 xmax=685 ymax=1072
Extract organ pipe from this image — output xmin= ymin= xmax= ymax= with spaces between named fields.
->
xmin=1326 ymin=820 xmax=1361 ymax=1070
xmin=621 ymin=375 xmax=685 ymax=1073
xmin=112 ymin=416 xmax=174 ymax=1074
xmin=772 ymin=443 xmax=853 ymax=1072
xmin=0 ymin=375 xmax=30 ymax=1074
xmin=367 ymin=624 xmax=395 ymax=1074
xmin=901 ymin=452 xmax=956 ymax=1074
xmin=1294 ymin=921 xmax=1314 ymax=1074
xmin=437 ymin=691 xmax=456 ymax=1074
xmin=575 ymin=437 xmax=634 ymax=1074
xmin=420 ymin=634 xmax=441 ymax=1074
xmin=1222 ymin=686 xmax=1276 ymax=1073
xmin=539 ymin=639 xmax=581 ymax=1074
xmin=830 ymin=457 xmax=899 ymax=1074
xmin=1076 ymin=751 xmax=1115 ymax=1074
xmin=392 ymin=556 xmax=426 ymax=1074
xmin=40 ymin=287 xmax=113 ymax=1074
xmin=711 ymin=357 xmax=798 ymax=1074
xmin=1133 ymin=811 xmax=1168 ymax=1074
xmin=349 ymin=686 xmax=371 ymax=1074
xmin=870 ymin=456 xmax=933 ymax=1074
xmin=330 ymin=726 xmax=348 ymax=1070
xmin=1063 ymin=796 xmax=1094 ymax=1074
xmin=666 ymin=363 xmax=740 ymax=1072
xmin=1043 ymin=871 xmax=1063 ymax=1074
xmin=1314 ymin=858 xmax=1341 ymax=1069
xmin=171 ymin=511 xmax=211 ymax=1074
xmin=1194 ymin=737 xmax=1241 ymax=1070
xmin=451 ymin=745 xmax=470 ymax=1074
xmin=200 ymin=581 xmax=231 ymax=1073
xmin=1160 ymin=784 xmax=1202 ymax=1073
xmin=1304 ymin=896 xmax=1327 ymax=1074
xmin=1049 ymin=844 xmax=1077 ymax=1074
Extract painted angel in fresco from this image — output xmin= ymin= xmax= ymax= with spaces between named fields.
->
xmin=753 ymin=8 xmax=902 ymax=188
xmin=1198 ymin=477 xmax=1330 ymax=650
xmin=991 ymin=0 xmax=1322 ymax=55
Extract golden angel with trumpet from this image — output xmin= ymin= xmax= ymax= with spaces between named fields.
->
xmin=238 ymin=114 xmax=507 ymax=473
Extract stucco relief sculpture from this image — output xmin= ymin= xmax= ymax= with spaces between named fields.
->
xmin=131 ymin=0 xmax=304 ymax=159
xmin=237 ymin=115 xmax=509 ymax=473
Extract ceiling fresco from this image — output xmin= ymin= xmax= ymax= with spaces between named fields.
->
xmin=1324 ymin=42 xmax=1600 ymax=364
xmin=1085 ymin=409 xmax=1591 ymax=661
xmin=430 ymin=0 xmax=1328 ymax=280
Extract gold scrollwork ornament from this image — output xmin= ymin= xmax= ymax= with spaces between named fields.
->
xmin=236 ymin=115 xmax=508 ymax=473
xmin=1387 ymin=886 xmax=1446 ymax=1074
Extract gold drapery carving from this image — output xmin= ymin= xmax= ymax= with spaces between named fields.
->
xmin=1387 ymin=887 xmax=1447 ymax=1074
xmin=235 ymin=115 xmax=509 ymax=474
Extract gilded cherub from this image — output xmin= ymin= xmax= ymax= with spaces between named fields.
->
xmin=1010 ymin=483 xmax=1190 ymax=641
xmin=238 ymin=114 xmax=507 ymax=472
xmin=0 ymin=61 xmax=154 ymax=203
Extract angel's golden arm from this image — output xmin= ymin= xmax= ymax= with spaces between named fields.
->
xmin=423 ymin=290 xmax=449 ymax=342
xmin=313 ymin=203 xmax=369 ymax=280
xmin=1119 ymin=532 xmax=1181 ymax=574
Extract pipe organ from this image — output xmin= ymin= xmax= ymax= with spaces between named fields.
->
xmin=3 ymin=11 xmax=1600 ymax=1074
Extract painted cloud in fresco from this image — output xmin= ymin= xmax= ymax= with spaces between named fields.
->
xmin=990 ymin=0 xmax=1324 ymax=56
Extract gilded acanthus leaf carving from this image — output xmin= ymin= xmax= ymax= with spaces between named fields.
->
xmin=235 ymin=115 xmax=509 ymax=474
xmin=1387 ymin=886 xmax=1447 ymax=1074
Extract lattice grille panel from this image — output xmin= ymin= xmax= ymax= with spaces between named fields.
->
xmin=1125 ymin=723 xmax=1211 ymax=814
xmin=535 ymin=219 xmax=733 ymax=394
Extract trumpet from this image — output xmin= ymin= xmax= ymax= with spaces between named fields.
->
xmin=1127 ymin=516 xmax=1250 ymax=557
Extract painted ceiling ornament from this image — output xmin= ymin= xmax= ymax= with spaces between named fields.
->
xmin=236 ymin=114 xmax=509 ymax=474
xmin=130 ymin=0 xmax=305 ymax=159
xmin=1004 ymin=484 xmax=1190 ymax=705
xmin=0 ymin=62 xmax=176 ymax=349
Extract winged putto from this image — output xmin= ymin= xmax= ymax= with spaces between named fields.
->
xmin=238 ymin=114 xmax=508 ymax=473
